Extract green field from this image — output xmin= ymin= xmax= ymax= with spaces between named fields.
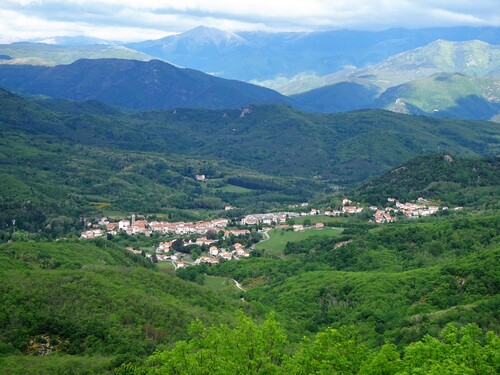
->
xmin=255 ymin=227 xmax=343 ymax=255
xmin=215 ymin=184 xmax=255 ymax=193
xmin=293 ymin=215 xmax=346 ymax=225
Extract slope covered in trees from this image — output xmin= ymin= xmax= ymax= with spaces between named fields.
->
xmin=351 ymin=154 xmax=500 ymax=207
xmin=1 ymin=88 xmax=498 ymax=184
xmin=0 ymin=240 xmax=248 ymax=372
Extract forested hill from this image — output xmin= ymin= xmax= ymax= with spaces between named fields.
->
xmin=1 ymin=88 xmax=498 ymax=184
xmin=351 ymin=154 xmax=500 ymax=207
xmin=0 ymin=58 xmax=292 ymax=110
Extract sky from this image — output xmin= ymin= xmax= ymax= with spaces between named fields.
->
xmin=0 ymin=0 xmax=499 ymax=43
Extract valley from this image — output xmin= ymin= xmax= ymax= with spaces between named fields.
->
xmin=0 ymin=22 xmax=498 ymax=374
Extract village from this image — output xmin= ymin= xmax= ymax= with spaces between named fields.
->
xmin=80 ymin=196 xmax=457 ymax=268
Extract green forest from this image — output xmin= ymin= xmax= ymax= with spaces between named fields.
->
xmin=1 ymin=209 xmax=498 ymax=373
xmin=0 ymin=88 xmax=498 ymax=373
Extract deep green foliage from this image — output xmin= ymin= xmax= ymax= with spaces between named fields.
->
xmin=209 ymin=213 xmax=499 ymax=345
xmin=121 ymin=313 xmax=287 ymax=374
xmin=352 ymin=154 xmax=500 ymax=207
xmin=2 ymin=88 xmax=499 ymax=185
xmin=120 ymin=315 xmax=500 ymax=375
xmin=0 ymin=241 xmax=246 ymax=362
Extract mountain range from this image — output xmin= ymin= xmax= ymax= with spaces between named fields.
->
xmin=1 ymin=31 xmax=499 ymax=120
xmin=127 ymin=26 xmax=500 ymax=81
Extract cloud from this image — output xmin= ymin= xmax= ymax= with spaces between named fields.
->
xmin=0 ymin=0 xmax=499 ymax=43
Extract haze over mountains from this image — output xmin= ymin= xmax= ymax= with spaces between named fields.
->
xmin=0 ymin=26 xmax=499 ymax=120
xmin=126 ymin=26 xmax=500 ymax=81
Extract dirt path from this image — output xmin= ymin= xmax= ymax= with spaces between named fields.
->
xmin=232 ymin=279 xmax=245 ymax=292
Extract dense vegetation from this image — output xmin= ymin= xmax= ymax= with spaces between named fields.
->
xmin=120 ymin=315 xmax=499 ymax=374
xmin=0 ymin=87 xmax=498 ymax=373
xmin=0 ymin=240 xmax=248 ymax=372
xmin=208 ymin=213 xmax=499 ymax=345
xmin=2 ymin=88 xmax=498 ymax=184
xmin=352 ymin=154 xmax=500 ymax=207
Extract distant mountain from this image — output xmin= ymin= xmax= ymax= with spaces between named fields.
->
xmin=291 ymin=82 xmax=379 ymax=113
xmin=376 ymin=73 xmax=500 ymax=120
xmin=350 ymin=39 xmax=500 ymax=90
xmin=0 ymin=58 xmax=292 ymax=110
xmin=127 ymin=26 xmax=500 ymax=81
xmin=29 ymin=35 xmax=121 ymax=46
xmin=289 ymin=40 xmax=500 ymax=119
xmin=0 ymin=43 xmax=156 ymax=66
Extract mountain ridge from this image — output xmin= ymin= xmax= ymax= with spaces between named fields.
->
xmin=0 ymin=58 xmax=292 ymax=110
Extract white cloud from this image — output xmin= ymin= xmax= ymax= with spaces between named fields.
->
xmin=0 ymin=0 xmax=499 ymax=43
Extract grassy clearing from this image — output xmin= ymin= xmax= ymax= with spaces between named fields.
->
xmin=255 ymin=227 xmax=343 ymax=256
xmin=215 ymin=184 xmax=255 ymax=193
xmin=156 ymin=261 xmax=176 ymax=275
xmin=293 ymin=215 xmax=347 ymax=225
xmin=204 ymin=276 xmax=243 ymax=297
xmin=0 ymin=355 xmax=114 ymax=374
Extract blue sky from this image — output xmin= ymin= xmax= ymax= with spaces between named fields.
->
xmin=1 ymin=0 xmax=499 ymax=43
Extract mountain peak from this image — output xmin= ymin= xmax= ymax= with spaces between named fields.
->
xmin=174 ymin=26 xmax=248 ymax=48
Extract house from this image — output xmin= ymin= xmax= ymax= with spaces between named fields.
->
xmin=209 ymin=246 xmax=219 ymax=256
xmin=325 ymin=210 xmax=342 ymax=216
xmin=315 ymin=222 xmax=325 ymax=229
xmin=98 ymin=217 xmax=109 ymax=225
xmin=196 ymin=237 xmax=218 ymax=246
xmin=177 ymin=262 xmax=186 ymax=268
xmin=106 ymin=222 xmax=119 ymax=231
xmin=225 ymin=205 xmax=236 ymax=210
xmin=195 ymin=175 xmax=206 ymax=182
xmin=157 ymin=241 xmax=174 ymax=253
xmin=80 ymin=229 xmax=104 ymax=239
xmin=118 ymin=220 xmax=130 ymax=230
xmin=220 ymin=252 xmax=232 ymax=261
xmin=343 ymin=206 xmax=363 ymax=214
xmin=241 ymin=216 xmax=259 ymax=225
xmin=293 ymin=224 xmax=305 ymax=232
xmin=342 ymin=199 xmax=353 ymax=206
xmin=211 ymin=218 xmax=229 ymax=228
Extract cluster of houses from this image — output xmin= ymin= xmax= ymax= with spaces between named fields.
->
xmin=81 ymin=215 xmax=230 ymax=239
xmin=239 ymin=199 xmax=365 ymax=226
xmin=370 ymin=197 xmax=454 ymax=223
xmin=154 ymin=229 xmax=251 ymax=267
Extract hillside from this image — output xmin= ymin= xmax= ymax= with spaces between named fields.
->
xmin=0 ymin=44 xmax=155 ymax=66
xmin=0 ymin=58 xmax=292 ymax=110
xmin=1 ymin=88 xmax=498 ymax=184
xmin=351 ymin=154 xmax=500 ymax=207
xmin=291 ymin=81 xmax=379 ymax=113
xmin=289 ymin=40 xmax=500 ymax=117
xmin=0 ymin=89 xmax=322 ymax=237
xmin=0 ymin=240 xmax=247 ymax=371
xmin=375 ymin=73 xmax=500 ymax=120
xmin=351 ymin=39 xmax=500 ymax=90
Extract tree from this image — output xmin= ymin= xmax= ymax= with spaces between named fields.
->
xmin=171 ymin=238 xmax=184 ymax=253
xmin=126 ymin=312 xmax=287 ymax=374
xmin=282 ymin=326 xmax=367 ymax=374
